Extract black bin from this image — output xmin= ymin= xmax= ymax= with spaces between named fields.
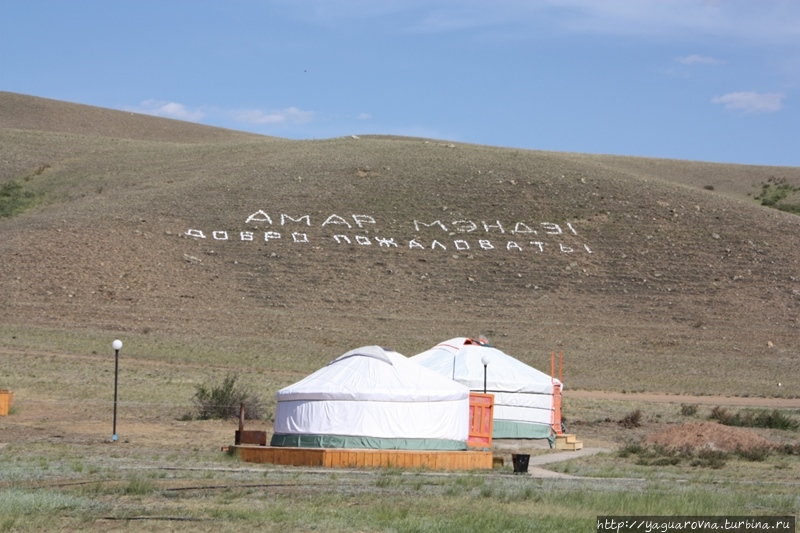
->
xmin=511 ymin=454 xmax=530 ymax=474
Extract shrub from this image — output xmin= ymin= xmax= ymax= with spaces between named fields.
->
xmin=777 ymin=443 xmax=800 ymax=455
xmin=750 ymin=410 xmax=799 ymax=430
xmin=618 ymin=441 xmax=736 ymax=469
xmin=619 ymin=409 xmax=642 ymax=429
xmin=735 ymin=445 xmax=772 ymax=462
xmin=691 ymin=449 xmax=728 ymax=469
xmin=617 ymin=441 xmax=644 ymax=458
xmin=709 ymin=406 xmax=729 ymax=422
xmin=709 ymin=407 xmax=798 ymax=430
xmin=192 ymin=373 xmax=265 ymax=420
xmin=680 ymin=403 xmax=698 ymax=417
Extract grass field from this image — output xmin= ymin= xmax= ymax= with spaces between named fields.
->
xmin=1 ymin=326 xmax=798 ymax=532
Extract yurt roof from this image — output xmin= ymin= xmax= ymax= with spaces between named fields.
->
xmin=411 ymin=337 xmax=559 ymax=394
xmin=276 ymin=345 xmax=470 ymax=402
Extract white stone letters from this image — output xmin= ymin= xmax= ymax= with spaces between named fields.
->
xmin=512 ymin=222 xmax=536 ymax=235
xmin=245 ymin=210 xmax=272 ymax=224
xmin=453 ymin=220 xmax=478 ymax=233
xmin=322 ymin=214 xmax=352 ymax=228
xmin=352 ymin=215 xmax=376 ymax=228
xmin=414 ymin=220 xmax=449 ymax=232
xmin=541 ymin=222 xmax=562 ymax=235
xmin=483 ymin=220 xmax=505 ymax=233
xmin=375 ymin=237 xmax=398 ymax=247
xmin=184 ymin=211 xmax=596 ymax=257
xmin=281 ymin=214 xmax=311 ymax=226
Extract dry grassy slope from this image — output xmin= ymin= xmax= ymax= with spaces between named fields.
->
xmin=2 ymin=92 xmax=799 ymax=396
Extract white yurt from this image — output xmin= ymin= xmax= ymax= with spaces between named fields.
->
xmin=411 ymin=338 xmax=561 ymax=441
xmin=271 ymin=346 xmax=471 ymax=450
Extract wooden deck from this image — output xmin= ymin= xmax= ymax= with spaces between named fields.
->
xmin=232 ymin=446 xmax=494 ymax=471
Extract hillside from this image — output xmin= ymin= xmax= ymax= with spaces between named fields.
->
xmin=2 ymin=91 xmax=799 ymax=397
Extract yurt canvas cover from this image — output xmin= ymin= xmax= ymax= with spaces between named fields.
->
xmin=271 ymin=346 xmax=470 ymax=450
xmin=411 ymin=338 xmax=561 ymax=440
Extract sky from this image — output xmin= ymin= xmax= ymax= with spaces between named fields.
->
xmin=2 ymin=1 xmax=799 ymax=167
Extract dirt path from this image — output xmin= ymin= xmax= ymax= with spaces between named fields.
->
xmin=565 ymin=390 xmax=800 ymax=408
xmin=525 ymin=447 xmax=614 ymax=479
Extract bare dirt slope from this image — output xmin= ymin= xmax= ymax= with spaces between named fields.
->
xmin=2 ymin=91 xmax=800 ymax=397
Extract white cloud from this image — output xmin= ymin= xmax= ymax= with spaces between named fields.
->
xmin=711 ymin=91 xmax=785 ymax=113
xmin=232 ymin=107 xmax=314 ymax=125
xmin=360 ymin=0 xmax=800 ymax=46
xmin=357 ymin=113 xmax=372 ymax=120
xmin=675 ymin=54 xmax=723 ymax=65
xmin=536 ymin=0 xmax=800 ymax=45
xmin=128 ymin=100 xmax=205 ymax=122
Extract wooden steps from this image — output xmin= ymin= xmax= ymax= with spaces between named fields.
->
xmin=554 ymin=433 xmax=583 ymax=451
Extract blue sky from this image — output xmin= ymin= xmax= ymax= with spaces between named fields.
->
xmin=2 ymin=1 xmax=799 ymax=166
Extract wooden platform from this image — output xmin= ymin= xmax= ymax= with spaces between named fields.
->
xmin=232 ymin=446 xmax=494 ymax=471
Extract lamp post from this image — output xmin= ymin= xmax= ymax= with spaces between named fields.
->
xmin=111 ymin=339 xmax=122 ymax=442
xmin=481 ymin=355 xmax=490 ymax=394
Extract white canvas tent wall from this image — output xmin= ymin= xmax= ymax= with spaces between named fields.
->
xmin=411 ymin=338 xmax=561 ymax=441
xmin=271 ymin=346 xmax=471 ymax=450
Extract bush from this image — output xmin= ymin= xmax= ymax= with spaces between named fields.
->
xmin=777 ymin=443 xmax=800 ymax=455
xmin=617 ymin=441 xmax=645 ymax=458
xmin=192 ymin=373 xmax=265 ymax=420
xmin=750 ymin=410 xmax=799 ymax=430
xmin=709 ymin=406 xmax=734 ymax=424
xmin=617 ymin=441 xmax=734 ymax=469
xmin=691 ymin=449 xmax=728 ymax=469
xmin=709 ymin=406 xmax=798 ymax=430
xmin=735 ymin=445 xmax=772 ymax=462
xmin=680 ymin=403 xmax=698 ymax=417
xmin=619 ymin=409 xmax=642 ymax=429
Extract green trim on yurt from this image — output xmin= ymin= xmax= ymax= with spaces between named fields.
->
xmin=270 ymin=433 xmax=468 ymax=450
xmin=492 ymin=420 xmax=554 ymax=443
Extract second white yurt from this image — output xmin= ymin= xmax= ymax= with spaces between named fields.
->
xmin=411 ymin=338 xmax=561 ymax=441
xmin=271 ymin=346 xmax=471 ymax=450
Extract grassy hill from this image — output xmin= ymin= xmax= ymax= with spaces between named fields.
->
xmin=2 ymin=91 xmax=800 ymax=397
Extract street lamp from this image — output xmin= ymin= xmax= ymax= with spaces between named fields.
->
xmin=481 ymin=354 xmax=490 ymax=394
xmin=111 ymin=339 xmax=122 ymax=442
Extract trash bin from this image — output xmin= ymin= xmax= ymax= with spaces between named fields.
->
xmin=511 ymin=453 xmax=530 ymax=474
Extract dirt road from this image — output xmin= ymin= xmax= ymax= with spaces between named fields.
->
xmin=565 ymin=390 xmax=800 ymax=408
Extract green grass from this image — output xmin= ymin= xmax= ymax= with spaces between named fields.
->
xmin=755 ymin=179 xmax=800 ymax=214
xmin=0 ymin=180 xmax=39 ymax=218
xmin=2 ymin=469 xmax=796 ymax=532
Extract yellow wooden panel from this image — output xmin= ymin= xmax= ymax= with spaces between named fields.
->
xmin=232 ymin=447 xmax=492 ymax=471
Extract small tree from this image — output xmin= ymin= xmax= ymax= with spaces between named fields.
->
xmin=192 ymin=373 xmax=265 ymax=420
